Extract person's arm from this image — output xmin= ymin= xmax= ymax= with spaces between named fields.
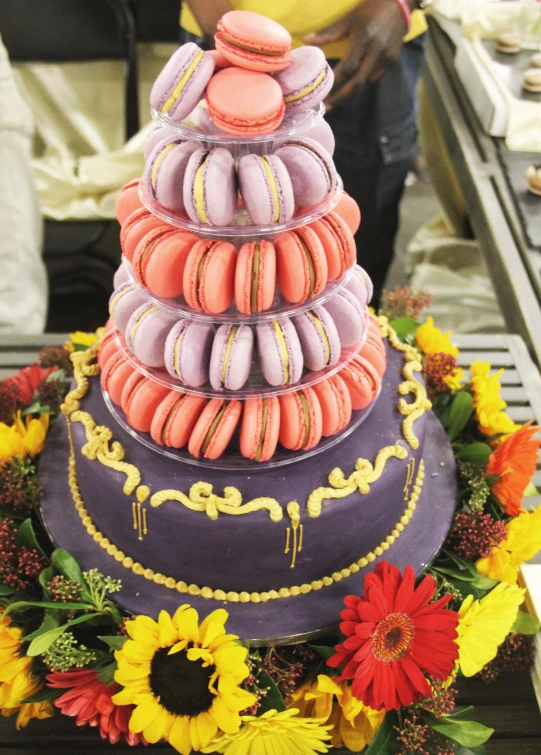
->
xmin=305 ymin=0 xmax=418 ymax=109
xmin=184 ymin=0 xmax=233 ymax=39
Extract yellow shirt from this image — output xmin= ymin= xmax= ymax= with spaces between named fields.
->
xmin=181 ymin=1 xmax=426 ymax=59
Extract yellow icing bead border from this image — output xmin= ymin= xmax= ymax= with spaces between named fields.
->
xmin=66 ymin=414 xmax=424 ymax=603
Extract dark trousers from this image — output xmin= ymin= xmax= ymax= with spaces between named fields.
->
xmin=327 ymin=35 xmax=426 ymax=305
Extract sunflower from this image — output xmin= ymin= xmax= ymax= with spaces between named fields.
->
xmin=201 ymin=708 xmax=332 ymax=754
xmin=112 ymin=606 xmax=257 ymax=755
xmin=416 ymin=317 xmax=458 ymax=357
xmin=485 ymin=422 xmax=541 ymax=517
xmin=64 ymin=331 xmax=99 ymax=353
xmin=0 ymin=412 xmax=49 ymax=462
xmin=0 ymin=610 xmax=53 ymax=728
xmin=455 ymin=583 xmax=525 ymax=678
xmin=327 ymin=561 xmax=459 ymax=711
xmin=290 ymin=674 xmax=384 ymax=752
xmin=469 ymin=361 xmax=520 ymax=439
xmin=477 ymin=506 xmax=541 ymax=584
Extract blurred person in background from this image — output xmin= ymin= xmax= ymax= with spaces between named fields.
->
xmin=182 ymin=0 xmax=428 ymax=304
xmin=0 ymin=35 xmax=47 ymax=334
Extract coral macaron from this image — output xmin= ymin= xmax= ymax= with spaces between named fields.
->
xmin=132 ymin=227 xmax=198 ymax=300
xmin=361 ymin=316 xmax=387 ymax=377
xmin=274 ymin=137 xmax=335 ymax=207
xmin=275 ymin=226 xmax=328 ymax=305
xmin=256 ymin=317 xmax=303 ymax=387
xmin=279 ymin=387 xmax=323 ymax=451
xmin=188 ymin=399 xmax=242 ymax=460
xmin=150 ymin=391 xmax=207 ymax=449
xmin=143 ymin=138 xmax=199 ymax=213
xmin=164 ymin=319 xmax=214 ymax=388
xmin=206 ymin=67 xmax=285 ymax=136
xmin=215 ymin=11 xmax=291 ymax=73
xmin=339 ymin=353 xmax=381 ymax=410
xmin=120 ymin=208 xmax=169 ymax=263
xmin=238 ymin=154 xmax=294 ymax=226
xmin=235 ymin=241 xmax=276 ymax=314
xmin=334 ymin=192 xmax=362 ymax=235
xmin=183 ymin=239 xmax=237 ymax=314
xmin=276 ymin=46 xmax=334 ymax=114
xmin=150 ymin=42 xmax=215 ymax=124
xmin=115 ymin=179 xmax=143 ymax=225
xmin=240 ymin=395 xmax=281 ymax=462
xmin=209 ymin=324 xmax=254 ymax=391
xmin=309 ymin=211 xmax=356 ymax=282
xmin=121 ymin=373 xmax=169 ymax=433
xmin=100 ymin=351 xmax=136 ymax=407
xmin=313 ymin=374 xmax=352 ymax=437
xmin=183 ymin=147 xmax=237 ymax=226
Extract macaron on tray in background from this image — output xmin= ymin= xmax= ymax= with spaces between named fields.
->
xmin=99 ymin=313 xmax=385 ymax=470
xmin=110 ymin=277 xmax=371 ymax=397
xmin=149 ymin=11 xmax=333 ymax=141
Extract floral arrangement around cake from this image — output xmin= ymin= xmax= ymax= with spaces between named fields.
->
xmin=0 ymin=290 xmax=540 ymax=755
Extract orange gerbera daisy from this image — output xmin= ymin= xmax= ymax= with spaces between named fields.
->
xmin=485 ymin=422 xmax=541 ymax=517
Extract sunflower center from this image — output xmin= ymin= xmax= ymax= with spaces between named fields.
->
xmin=372 ymin=613 xmax=414 ymax=662
xmin=149 ymin=646 xmax=215 ymax=717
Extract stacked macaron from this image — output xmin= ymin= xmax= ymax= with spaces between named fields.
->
xmin=99 ymin=318 xmax=385 ymax=462
xmin=149 ymin=12 xmax=333 ymax=136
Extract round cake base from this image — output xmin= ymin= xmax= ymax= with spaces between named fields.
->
xmin=39 ymin=411 xmax=456 ymax=645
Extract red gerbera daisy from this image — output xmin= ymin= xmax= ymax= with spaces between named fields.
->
xmin=46 ymin=668 xmax=146 ymax=746
xmin=4 ymin=364 xmax=55 ymax=406
xmin=327 ymin=561 xmax=459 ymax=711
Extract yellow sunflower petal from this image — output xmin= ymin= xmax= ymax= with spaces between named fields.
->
xmin=210 ymin=696 xmax=242 ymax=734
xmin=169 ymin=716 xmax=192 ymax=755
xmin=213 ymin=645 xmax=248 ymax=674
xmin=195 ymin=710 xmax=219 ymax=749
xmin=129 ymin=695 xmax=161 ymax=734
xmin=158 ymin=610 xmax=178 ymax=648
xmin=199 ymin=610 xmax=228 ymax=646
xmin=144 ymin=703 xmax=170 ymax=744
xmin=175 ymin=607 xmax=201 ymax=644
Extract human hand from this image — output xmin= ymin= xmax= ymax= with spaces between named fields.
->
xmin=305 ymin=0 xmax=411 ymax=110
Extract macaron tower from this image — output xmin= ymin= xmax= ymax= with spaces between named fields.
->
xmin=102 ymin=10 xmax=386 ymax=469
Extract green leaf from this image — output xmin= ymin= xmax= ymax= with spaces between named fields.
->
xmin=510 ymin=611 xmax=541 ymax=635
xmin=0 ymin=504 xmax=26 ymax=521
xmin=455 ymin=746 xmax=486 ymax=755
xmin=0 ymin=584 xmax=15 ymax=596
xmin=307 ymin=644 xmax=335 ymax=660
xmin=23 ymin=613 xmax=59 ymax=641
xmin=51 ymin=549 xmax=87 ymax=588
xmin=3 ymin=599 xmax=95 ymax=617
xmin=423 ymin=709 xmax=494 ymax=747
xmin=365 ymin=710 xmax=398 ymax=754
xmin=455 ymin=443 xmax=492 ymax=464
xmin=39 ymin=566 xmax=55 ymax=593
xmin=17 ymin=518 xmax=47 ymax=558
xmin=21 ymin=687 xmax=62 ymax=704
xmin=525 ymin=481 xmax=539 ymax=497
xmin=255 ymin=667 xmax=286 ymax=714
xmin=389 ymin=317 xmax=420 ymax=342
xmin=98 ymin=635 xmax=128 ymax=651
xmin=447 ymin=392 xmax=474 ymax=441
xmin=73 ymin=343 xmax=90 ymax=352
xmin=97 ymin=660 xmax=118 ymax=686
xmin=27 ymin=612 xmax=102 ymax=656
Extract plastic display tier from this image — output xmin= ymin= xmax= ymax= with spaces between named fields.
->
xmin=103 ymin=385 xmax=380 ymax=471
xmin=113 ymin=308 xmax=369 ymax=399
xmin=122 ymin=256 xmax=356 ymax=324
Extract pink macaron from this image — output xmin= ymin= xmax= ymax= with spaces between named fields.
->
xmin=313 ymin=374 xmax=352 ymax=437
xmin=275 ymin=226 xmax=328 ymax=304
xmin=346 ymin=266 xmax=373 ymax=308
xmin=292 ymin=307 xmax=341 ymax=372
xmin=278 ymin=387 xmax=323 ymax=451
xmin=309 ymin=211 xmax=356 ymax=282
xmin=150 ymin=42 xmax=215 ymax=123
xmin=109 ymin=283 xmax=148 ymax=335
xmin=215 ymin=11 xmax=291 ymax=72
xmin=275 ymin=46 xmax=334 ymax=114
xmin=183 ymin=239 xmax=237 ymax=314
xmin=323 ymin=289 xmax=365 ymax=348
xmin=121 ymin=372 xmax=170 ymax=433
xmin=339 ymin=353 xmax=381 ymax=410
xmin=274 ymin=137 xmax=335 ymax=207
xmin=125 ymin=303 xmax=177 ymax=369
xmin=132 ymin=227 xmax=199 ymax=300
xmin=115 ymin=179 xmax=144 ymax=225
xmin=120 ymin=208 xmax=169 ymax=263
xmin=256 ymin=317 xmax=303 ymax=387
xmin=235 ymin=240 xmax=276 ymax=314
xmin=144 ymin=138 xmax=199 ymax=212
xmin=164 ymin=319 xmax=214 ymax=388
xmin=238 ymin=153 xmax=294 ymax=225
xmin=150 ymin=391 xmax=207 ymax=449
xmin=209 ymin=324 xmax=254 ymax=391
xmin=188 ymin=398 xmax=242 ymax=460
xmin=240 ymin=395 xmax=281 ymax=462
xmin=206 ymin=67 xmax=285 ymax=136
xmin=183 ymin=147 xmax=237 ymax=226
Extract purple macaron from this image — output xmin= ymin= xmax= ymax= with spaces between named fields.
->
xmin=183 ymin=147 xmax=237 ymax=226
xmin=143 ymin=126 xmax=173 ymax=160
xmin=256 ymin=317 xmax=303 ymax=387
xmin=109 ymin=283 xmax=147 ymax=336
xmin=275 ymin=46 xmax=334 ymax=114
xmin=323 ymin=289 xmax=366 ymax=348
xmin=164 ymin=319 xmax=214 ymax=388
xmin=125 ymin=303 xmax=177 ymax=369
xmin=144 ymin=138 xmax=199 ymax=212
xmin=292 ymin=307 xmax=341 ymax=372
xmin=113 ymin=262 xmax=131 ymax=290
xmin=150 ymin=42 xmax=215 ymax=124
xmin=238 ymin=154 xmax=294 ymax=226
xmin=209 ymin=324 xmax=254 ymax=391
xmin=303 ymin=117 xmax=335 ymax=156
xmin=346 ymin=266 xmax=374 ymax=308
xmin=274 ymin=137 xmax=335 ymax=207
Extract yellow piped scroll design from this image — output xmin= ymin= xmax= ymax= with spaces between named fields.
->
xmin=149 ymin=483 xmax=283 ymax=523
xmin=307 ymin=444 xmax=409 ymax=519
xmin=285 ymin=502 xmax=303 ymax=569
